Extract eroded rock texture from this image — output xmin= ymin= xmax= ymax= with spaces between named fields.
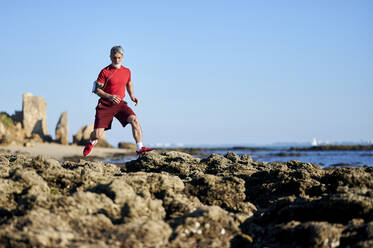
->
xmin=55 ymin=112 xmax=68 ymax=145
xmin=22 ymin=93 xmax=48 ymax=138
xmin=0 ymin=151 xmax=372 ymax=247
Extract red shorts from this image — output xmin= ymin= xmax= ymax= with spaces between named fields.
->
xmin=94 ymin=100 xmax=135 ymax=130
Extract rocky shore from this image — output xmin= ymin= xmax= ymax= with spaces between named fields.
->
xmin=0 ymin=150 xmax=372 ymax=247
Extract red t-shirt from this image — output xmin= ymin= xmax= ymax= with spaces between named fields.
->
xmin=96 ymin=64 xmax=131 ymax=104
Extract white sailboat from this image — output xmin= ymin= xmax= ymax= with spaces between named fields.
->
xmin=312 ymin=137 xmax=318 ymax=146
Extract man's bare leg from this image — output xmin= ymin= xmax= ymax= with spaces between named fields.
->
xmin=90 ymin=128 xmax=105 ymax=142
xmin=127 ymin=115 xmax=142 ymax=143
xmin=127 ymin=115 xmax=154 ymax=155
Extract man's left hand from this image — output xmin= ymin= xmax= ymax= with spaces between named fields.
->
xmin=131 ymin=97 xmax=139 ymax=106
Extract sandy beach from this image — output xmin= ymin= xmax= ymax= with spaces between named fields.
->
xmin=1 ymin=143 xmax=134 ymax=160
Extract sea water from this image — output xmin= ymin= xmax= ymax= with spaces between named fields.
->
xmin=210 ymin=148 xmax=373 ymax=167
xmin=107 ymin=146 xmax=373 ymax=168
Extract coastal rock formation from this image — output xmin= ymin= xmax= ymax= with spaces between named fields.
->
xmin=0 ymin=94 xmax=53 ymax=146
xmin=118 ymin=141 xmax=137 ymax=150
xmin=0 ymin=113 xmax=25 ymax=145
xmin=72 ymin=124 xmax=93 ymax=145
xmin=55 ymin=112 xmax=68 ymax=145
xmin=0 ymin=151 xmax=372 ymax=247
xmin=73 ymin=124 xmax=113 ymax=148
xmin=0 ymin=116 xmax=52 ymax=148
xmin=22 ymin=93 xmax=48 ymax=138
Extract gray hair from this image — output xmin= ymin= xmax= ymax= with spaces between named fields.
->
xmin=110 ymin=46 xmax=124 ymax=56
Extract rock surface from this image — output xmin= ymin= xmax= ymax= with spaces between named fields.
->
xmin=0 ymin=112 xmax=49 ymax=147
xmin=22 ymin=93 xmax=48 ymax=138
xmin=0 ymin=150 xmax=372 ymax=247
xmin=0 ymin=112 xmax=25 ymax=145
xmin=55 ymin=112 xmax=68 ymax=145
xmin=1 ymin=93 xmax=68 ymax=146
xmin=118 ymin=141 xmax=137 ymax=150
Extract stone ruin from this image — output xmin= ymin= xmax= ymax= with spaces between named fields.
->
xmin=0 ymin=93 xmax=67 ymax=146
xmin=22 ymin=93 xmax=48 ymax=138
xmin=0 ymin=93 xmax=112 ymax=147
xmin=55 ymin=111 xmax=68 ymax=145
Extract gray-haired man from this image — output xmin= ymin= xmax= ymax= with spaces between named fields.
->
xmin=83 ymin=46 xmax=154 ymax=156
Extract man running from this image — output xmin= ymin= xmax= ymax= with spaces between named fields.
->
xmin=83 ymin=45 xmax=154 ymax=156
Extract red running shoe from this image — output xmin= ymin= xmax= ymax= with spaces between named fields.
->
xmin=83 ymin=140 xmax=97 ymax=156
xmin=136 ymin=146 xmax=155 ymax=156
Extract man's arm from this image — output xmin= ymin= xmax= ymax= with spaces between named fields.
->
xmin=93 ymin=69 xmax=121 ymax=104
xmin=94 ymin=88 xmax=121 ymax=104
xmin=126 ymin=81 xmax=138 ymax=106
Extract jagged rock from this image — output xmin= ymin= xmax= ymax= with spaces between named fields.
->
xmin=238 ymin=160 xmax=325 ymax=208
xmin=0 ymin=155 xmax=9 ymax=173
xmin=2 ymin=207 xmax=75 ymax=247
xmin=72 ymin=124 xmax=93 ymax=145
xmin=0 ymin=121 xmax=5 ymax=138
xmin=0 ymin=94 xmax=55 ymax=145
xmin=43 ymin=134 xmax=54 ymax=143
xmin=55 ymin=111 xmax=68 ymax=145
xmin=96 ymin=138 xmax=113 ymax=148
xmin=22 ymin=93 xmax=47 ymax=138
xmin=125 ymin=151 xmax=204 ymax=178
xmin=116 ymin=219 xmax=172 ymax=248
xmin=118 ymin=141 xmax=137 ymax=150
xmin=0 ymin=135 xmax=24 ymax=146
xmin=30 ymin=133 xmax=44 ymax=143
xmin=169 ymin=206 xmax=243 ymax=248
xmin=340 ymin=219 xmax=373 ymax=247
xmin=186 ymin=174 xmax=257 ymax=215
xmin=202 ymin=153 xmax=257 ymax=176
xmin=10 ymin=110 xmax=22 ymax=123
xmin=73 ymin=124 xmax=113 ymax=148
xmin=0 ymin=151 xmax=372 ymax=247
xmin=0 ymin=112 xmax=25 ymax=145
xmin=87 ymin=179 xmax=166 ymax=223
xmin=263 ymin=221 xmax=343 ymax=248
xmin=23 ymin=141 xmax=35 ymax=147
xmin=121 ymin=172 xmax=203 ymax=218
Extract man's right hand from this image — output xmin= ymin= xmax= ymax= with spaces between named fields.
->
xmin=108 ymin=95 xmax=121 ymax=104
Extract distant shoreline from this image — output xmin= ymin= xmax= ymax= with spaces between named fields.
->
xmin=158 ymin=144 xmax=373 ymax=154
xmin=289 ymin=145 xmax=373 ymax=151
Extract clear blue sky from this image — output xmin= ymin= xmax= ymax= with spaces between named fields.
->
xmin=1 ymin=0 xmax=372 ymax=146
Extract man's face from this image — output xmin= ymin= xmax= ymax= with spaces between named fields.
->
xmin=110 ymin=52 xmax=124 ymax=66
